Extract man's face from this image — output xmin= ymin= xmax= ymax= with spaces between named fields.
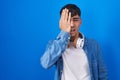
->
xmin=70 ymin=15 xmax=82 ymax=37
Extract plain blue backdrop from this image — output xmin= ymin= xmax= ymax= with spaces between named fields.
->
xmin=0 ymin=0 xmax=120 ymax=80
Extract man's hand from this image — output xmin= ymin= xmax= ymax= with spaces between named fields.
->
xmin=59 ymin=8 xmax=71 ymax=32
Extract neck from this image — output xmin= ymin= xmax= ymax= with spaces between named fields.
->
xmin=70 ymin=32 xmax=79 ymax=42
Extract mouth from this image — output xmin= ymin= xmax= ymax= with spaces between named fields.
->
xmin=70 ymin=28 xmax=75 ymax=33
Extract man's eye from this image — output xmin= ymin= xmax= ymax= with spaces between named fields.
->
xmin=74 ymin=20 xmax=79 ymax=21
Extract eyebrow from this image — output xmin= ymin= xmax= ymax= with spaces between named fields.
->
xmin=73 ymin=18 xmax=80 ymax=19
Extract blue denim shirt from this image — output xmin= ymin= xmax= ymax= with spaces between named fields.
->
xmin=41 ymin=31 xmax=108 ymax=80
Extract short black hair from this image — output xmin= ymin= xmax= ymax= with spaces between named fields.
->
xmin=60 ymin=4 xmax=81 ymax=17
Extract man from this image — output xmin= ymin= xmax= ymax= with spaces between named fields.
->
xmin=40 ymin=4 xmax=108 ymax=80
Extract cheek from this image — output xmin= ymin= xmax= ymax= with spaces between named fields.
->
xmin=77 ymin=20 xmax=81 ymax=26
xmin=75 ymin=23 xmax=80 ymax=29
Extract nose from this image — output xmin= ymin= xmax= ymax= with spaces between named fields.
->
xmin=70 ymin=20 xmax=74 ymax=28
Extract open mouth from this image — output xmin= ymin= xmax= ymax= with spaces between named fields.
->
xmin=70 ymin=29 xmax=75 ymax=32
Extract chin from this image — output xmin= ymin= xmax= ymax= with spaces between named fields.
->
xmin=70 ymin=31 xmax=79 ymax=37
xmin=70 ymin=33 xmax=76 ymax=37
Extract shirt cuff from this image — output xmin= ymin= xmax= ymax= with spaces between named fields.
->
xmin=57 ymin=30 xmax=70 ymax=40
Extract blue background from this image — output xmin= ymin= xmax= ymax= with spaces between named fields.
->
xmin=0 ymin=0 xmax=120 ymax=80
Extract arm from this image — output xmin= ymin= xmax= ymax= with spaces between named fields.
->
xmin=97 ymin=43 xmax=108 ymax=80
xmin=40 ymin=31 xmax=70 ymax=69
xmin=40 ymin=8 xmax=71 ymax=69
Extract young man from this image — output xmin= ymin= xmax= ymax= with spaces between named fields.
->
xmin=40 ymin=4 xmax=108 ymax=80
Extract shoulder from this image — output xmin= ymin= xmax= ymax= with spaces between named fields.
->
xmin=85 ymin=37 xmax=99 ymax=46
xmin=84 ymin=37 xmax=101 ymax=52
xmin=84 ymin=37 xmax=102 ymax=56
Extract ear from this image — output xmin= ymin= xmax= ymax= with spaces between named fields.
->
xmin=78 ymin=19 xmax=82 ymax=29
xmin=79 ymin=19 xmax=82 ymax=25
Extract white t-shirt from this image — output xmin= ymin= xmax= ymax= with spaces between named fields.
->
xmin=61 ymin=42 xmax=91 ymax=80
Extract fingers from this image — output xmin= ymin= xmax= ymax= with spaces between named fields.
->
xmin=61 ymin=9 xmax=65 ymax=21
xmin=64 ymin=9 xmax=68 ymax=22
xmin=68 ymin=12 xmax=71 ymax=24
xmin=61 ymin=8 xmax=71 ymax=22
xmin=67 ymin=12 xmax=71 ymax=31
xmin=59 ymin=8 xmax=71 ymax=32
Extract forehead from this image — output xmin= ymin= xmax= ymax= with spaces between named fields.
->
xmin=71 ymin=15 xmax=80 ymax=19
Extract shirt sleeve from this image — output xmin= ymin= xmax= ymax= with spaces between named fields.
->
xmin=97 ymin=43 xmax=108 ymax=80
xmin=40 ymin=30 xmax=70 ymax=69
